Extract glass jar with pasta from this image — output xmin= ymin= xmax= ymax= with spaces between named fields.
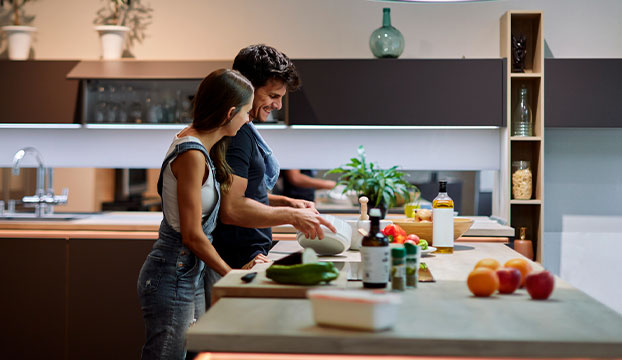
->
xmin=511 ymin=161 xmax=532 ymax=199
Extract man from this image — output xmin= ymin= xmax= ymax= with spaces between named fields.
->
xmin=211 ymin=44 xmax=336 ymax=271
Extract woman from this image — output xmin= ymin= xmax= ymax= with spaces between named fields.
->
xmin=137 ymin=69 xmax=264 ymax=359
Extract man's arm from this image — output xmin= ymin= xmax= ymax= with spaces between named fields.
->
xmin=220 ymin=175 xmax=336 ymax=239
xmin=284 ymin=169 xmax=337 ymax=190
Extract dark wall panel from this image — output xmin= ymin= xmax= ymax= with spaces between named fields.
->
xmin=0 ymin=60 xmax=80 ymax=123
xmin=289 ymin=59 xmax=505 ymax=126
xmin=546 ymin=59 xmax=622 ymax=127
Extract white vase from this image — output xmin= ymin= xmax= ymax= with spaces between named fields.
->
xmin=95 ymin=25 xmax=130 ymax=60
xmin=2 ymin=25 xmax=36 ymax=60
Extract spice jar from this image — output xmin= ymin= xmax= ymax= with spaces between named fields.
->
xmin=404 ymin=242 xmax=420 ymax=288
xmin=391 ymin=247 xmax=406 ymax=291
xmin=512 ymin=161 xmax=532 ymax=199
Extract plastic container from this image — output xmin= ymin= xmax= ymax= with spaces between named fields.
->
xmin=307 ymin=289 xmax=401 ymax=331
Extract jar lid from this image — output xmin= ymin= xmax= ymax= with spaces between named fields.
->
xmin=391 ymin=247 xmax=406 ymax=258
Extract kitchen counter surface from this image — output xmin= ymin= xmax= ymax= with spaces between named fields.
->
xmin=187 ymin=242 xmax=622 ymax=358
xmin=0 ymin=211 xmax=513 ymax=238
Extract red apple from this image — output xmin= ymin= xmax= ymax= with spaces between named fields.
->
xmin=525 ymin=270 xmax=555 ymax=300
xmin=496 ymin=267 xmax=522 ymax=294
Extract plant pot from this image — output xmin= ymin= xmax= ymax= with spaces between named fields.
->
xmin=95 ymin=25 xmax=129 ymax=60
xmin=2 ymin=26 xmax=36 ymax=60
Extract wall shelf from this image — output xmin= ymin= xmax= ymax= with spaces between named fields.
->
xmin=501 ymin=10 xmax=544 ymax=262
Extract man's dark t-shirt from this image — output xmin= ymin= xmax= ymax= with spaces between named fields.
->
xmin=212 ymin=123 xmax=272 ymax=268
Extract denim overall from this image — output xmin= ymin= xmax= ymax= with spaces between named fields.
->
xmin=137 ymin=140 xmax=220 ymax=360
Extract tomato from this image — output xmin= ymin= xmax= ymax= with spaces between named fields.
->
xmin=406 ymin=234 xmax=420 ymax=245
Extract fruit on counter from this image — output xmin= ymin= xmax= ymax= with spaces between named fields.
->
xmin=467 ymin=267 xmax=499 ymax=297
xmin=266 ymin=262 xmax=340 ymax=285
xmin=415 ymin=209 xmax=432 ymax=222
xmin=474 ymin=258 xmax=501 ymax=271
xmin=406 ymin=234 xmax=420 ymax=245
xmin=525 ymin=270 xmax=555 ymax=300
xmin=273 ymin=248 xmax=319 ymax=266
xmin=496 ymin=267 xmax=522 ymax=294
xmin=382 ymin=224 xmax=407 ymax=244
xmin=418 ymin=239 xmax=429 ymax=250
xmin=504 ymin=258 xmax=533 ymax=287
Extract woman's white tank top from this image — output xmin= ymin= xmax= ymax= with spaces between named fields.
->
xmin=161 ymin=135 xmax=217 ymax=232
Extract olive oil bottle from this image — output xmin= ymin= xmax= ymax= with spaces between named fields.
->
xmin=361 ymin=208 xmax=390 ymax=288
xmin=432 ymin=180 xmax=454 ymax=254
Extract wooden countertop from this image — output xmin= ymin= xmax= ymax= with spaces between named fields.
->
xmin=187 ymin=243 xmax=622 ymax=358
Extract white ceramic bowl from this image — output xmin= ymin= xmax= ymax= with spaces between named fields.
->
xmin=297 ymin=215 xmax=352 ymax=255
xmin=345 ymin=219 xmax=392 ymax=250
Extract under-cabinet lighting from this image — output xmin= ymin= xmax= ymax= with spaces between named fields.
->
xmin=289 ymin=125 xmax=499 ymax=130
xmin=0 ymin=123 xmax=82 ymax=129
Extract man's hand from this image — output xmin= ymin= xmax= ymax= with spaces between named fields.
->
xmin=292 ymin=208 xmax=337 ymax=239
xmin=241 ymin=253 xmax=271 ymax=269
xmin=288 ymin=198 xmax=316 ymax=210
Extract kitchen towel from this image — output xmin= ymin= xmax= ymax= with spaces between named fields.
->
xmin=248 ymin=122 xmax=280 ymax=190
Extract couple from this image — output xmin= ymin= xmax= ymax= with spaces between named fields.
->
xmin=136 ymin=44 xmax=337 ymax=360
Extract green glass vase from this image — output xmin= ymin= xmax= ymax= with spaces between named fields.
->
xmin=369 ymin=8 xmax=405 ymax=58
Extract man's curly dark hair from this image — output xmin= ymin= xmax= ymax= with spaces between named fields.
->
xmin=232 ymin=44 xmax=301 ymax=92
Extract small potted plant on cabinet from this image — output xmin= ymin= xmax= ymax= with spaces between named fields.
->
xmin=326 ymin=146 xmax=418 ymax=218
xmin=1 ymin=0 xmax=36 ymax=60
xmin=94 ymin=0 xmax=152 ymax=60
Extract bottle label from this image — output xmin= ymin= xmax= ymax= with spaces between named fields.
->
xmin=432 ymin=208 xmax=454 ymax=248
xmin=361 ymin=246 xmax=390 ymax=284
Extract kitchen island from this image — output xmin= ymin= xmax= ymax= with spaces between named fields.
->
xmin=187 ymin=242 xmax=622 ymax=358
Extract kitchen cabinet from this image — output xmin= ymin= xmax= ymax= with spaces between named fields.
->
xmin=0 ymin=227 xmax=156 ymax=360
xmin=0 ymin=237 xmax=67 ymax=360
xmin=288 ymin=59 xmax=506 ymax=126
xmin=67 ymin=238 xmax=154 ymax=360
xmin=500 ymin=10 xmax=544 ymax=261
xmin=545 ymin=59 xmax=622 ymax=127
xmin=0 ymin=60 xmax=80 ymax=124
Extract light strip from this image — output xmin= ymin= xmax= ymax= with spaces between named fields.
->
xmin=289 ymin=125 xmax=500 ymax=130
xmin=371 ymin=0 xmax=498 ymax=3
xmin=0 ymin=123 xmax=82 ymax=129
xmin=84 ymin=124 xmax=186 ymax=130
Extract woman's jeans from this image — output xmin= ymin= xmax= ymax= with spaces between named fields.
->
xmin=138 ymin=223 xmax=206 ymax=360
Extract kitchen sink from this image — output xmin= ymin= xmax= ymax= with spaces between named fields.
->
xmin=0 ymin=213 xmax=92 ymax=221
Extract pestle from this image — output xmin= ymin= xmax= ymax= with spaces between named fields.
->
xmin=359 ymin=196 xmax=369 ymax=220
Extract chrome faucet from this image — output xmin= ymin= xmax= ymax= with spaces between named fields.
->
xmin=11 ymin=147 xmax=68 ymax=217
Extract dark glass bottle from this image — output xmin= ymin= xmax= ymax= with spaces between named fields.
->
xmin=361 ymin=208 xmax=390 ymax=288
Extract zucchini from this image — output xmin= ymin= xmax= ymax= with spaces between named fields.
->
xmin=266 ymin=262 xmax=339 ymax=285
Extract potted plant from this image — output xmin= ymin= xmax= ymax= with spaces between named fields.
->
xmin=93 ymin=0 xmax=152 ymax=60
xmin=326 ymin=146 xmax=419 ymax=218
xmin=1 ymin=0 xmax=36 ymax=60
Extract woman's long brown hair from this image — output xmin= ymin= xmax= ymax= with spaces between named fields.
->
xmin=192 ymin=69 xmax=253 ymax=192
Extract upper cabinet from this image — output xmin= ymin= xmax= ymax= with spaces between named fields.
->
xmin=288 ymin=59 xmax=506 ymax=126
xmin=545 ymin=59 xmax=622 ymax=127
xmin=0 ymin=60 xmax=80 ymax=124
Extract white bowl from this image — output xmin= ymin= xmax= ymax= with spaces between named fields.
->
xmin=307 ymin=289 xmax=401 ymax=331
xmin=297 ymin=215 xmax=352 ymax=255
xmin=345 ymin=219 xmax=392 ymax=250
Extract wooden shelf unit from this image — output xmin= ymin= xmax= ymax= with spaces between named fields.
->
xmin=500 ymin=10 xmax=544 ymax=262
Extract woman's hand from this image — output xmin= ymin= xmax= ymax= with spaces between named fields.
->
xmin=241 ymin=253 xmax=271 ymax=269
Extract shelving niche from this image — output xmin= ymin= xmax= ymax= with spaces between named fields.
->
xmin=500 ymin=10 xmax=544 ymax=262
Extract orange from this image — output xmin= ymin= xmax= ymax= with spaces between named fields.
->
xmin=504 ymin=258 xmax=533 ymax=287
xmin=474 ymin=258 xmax=500 ymax=271
xmin=467 ymin=267 xmax=499 ymax=297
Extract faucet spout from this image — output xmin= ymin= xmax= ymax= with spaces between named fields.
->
xmin=12 ymin=147 xmax=45 ymax=176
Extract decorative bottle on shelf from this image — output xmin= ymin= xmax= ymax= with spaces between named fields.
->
xmin=432 ymin=180 xmax=454 ymax=254
xmin=369 ymin=8 xmax=404 ymax=59
xmin=512 ymin=85 xmax=534 ymax=136
xmin=361 ymin=208 xmax=390 ymax=289
xmin=514 ymin=227 xmax=534 ymax=260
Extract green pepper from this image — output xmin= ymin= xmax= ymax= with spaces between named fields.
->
xmin=418 ymin=239 xmax=428 ymax=250
xmin=266 ymin=262 xmax=340 ymax=285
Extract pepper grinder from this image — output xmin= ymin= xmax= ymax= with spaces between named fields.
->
xmin=514 ymin=227 xmax=534 ymax=260
xmin=359 ymin=196 xmax=369 ymax=220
